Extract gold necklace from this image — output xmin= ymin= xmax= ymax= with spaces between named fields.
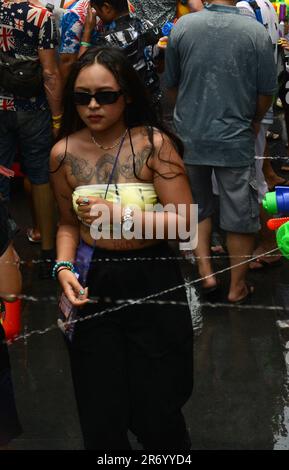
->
xmin=91 ymin=128 xmax=128 ymax=151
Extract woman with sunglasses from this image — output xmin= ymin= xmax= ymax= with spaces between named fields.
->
xmin=50 ymin=46 xmax=194 ymax=450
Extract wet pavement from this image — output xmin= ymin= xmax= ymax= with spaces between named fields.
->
xmin=6 ymin=110 xmax=289 ymax=450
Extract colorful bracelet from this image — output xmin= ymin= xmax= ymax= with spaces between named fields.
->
xmin=52 ymin=122 xmax=61 ymax=129
xmin=56 ymin=266 xmax=72 ymax=277
xmin=52 ymin=261 xmax=75 ymax=280
xmin=52 ymin=114 xmax=63 ymax=121
xmin=80 ymin=41 xmax=92 ymax=47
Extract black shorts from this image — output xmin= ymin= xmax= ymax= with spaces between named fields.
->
xmin=0 ymin=323 xmax=22 ymax=446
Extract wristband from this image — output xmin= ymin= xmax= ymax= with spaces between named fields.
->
xmin=52 ymin=261 xmax=75 ymax=279
xmin=52 ymin=122 xmax=61 ymax=129
xmin=80 ymin=41 xmax=92 ymax=47
xmin=56 ymin=266 xmax=73 ymax=277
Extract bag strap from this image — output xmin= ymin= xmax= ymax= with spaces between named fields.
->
xmin=244 ymin=0 xmax=264 ymax=24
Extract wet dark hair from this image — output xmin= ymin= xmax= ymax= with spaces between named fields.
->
xmin=90 ymin=0 xmax=128 ymax=13
xmin=57 ymin=46 xmax=184 ymax=179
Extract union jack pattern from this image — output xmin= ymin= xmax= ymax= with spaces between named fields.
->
xmin=0 ymin=0 xmax=57 ymax=111
xmin=27 ymin=5 xmax=49 ymax=29
xmin=0 ymin=26 xmax=14 ymax=51
xmin=0 ymin=98 xmax=15 ymax=111
xmin=14 ymin=19 xmax=24 ymax=32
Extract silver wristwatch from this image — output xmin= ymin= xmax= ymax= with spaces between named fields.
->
xmin=122 ymin=206 xmax=134 ymax=232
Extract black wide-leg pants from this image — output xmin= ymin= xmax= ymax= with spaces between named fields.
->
xmin=67 ymin=243 xmax=194 ymax=450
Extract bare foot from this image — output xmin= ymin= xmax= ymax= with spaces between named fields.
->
xmin=198 ymin=268 xmax=218 ymax=290
xmin=228 ymin=282 xmax=254 ymax=303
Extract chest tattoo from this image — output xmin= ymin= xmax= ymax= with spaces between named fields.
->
xmin=56 ymin=146 xmax=152 ymax=185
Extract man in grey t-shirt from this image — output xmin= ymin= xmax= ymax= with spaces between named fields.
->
xmin=165 ymin=0 xmax=277 ymax=303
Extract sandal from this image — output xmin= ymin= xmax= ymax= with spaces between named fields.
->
xmin=249 ymin=257 xmax=282 ymax=270
xmin=266 ymin=130 xmax=280 ymax=140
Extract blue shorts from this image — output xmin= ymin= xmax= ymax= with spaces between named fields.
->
xmin=0 ymin=109 xmax=52 ymax=200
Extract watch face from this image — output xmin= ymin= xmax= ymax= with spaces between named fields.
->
xmin=122 ymin=219 xmax=133 ymax=232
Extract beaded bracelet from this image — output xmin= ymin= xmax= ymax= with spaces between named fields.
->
xmin=52 ymin=261 xmax=75 ymax=280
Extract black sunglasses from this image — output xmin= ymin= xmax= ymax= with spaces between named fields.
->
xmin=73 ymin=90 xmax=123 ymax=106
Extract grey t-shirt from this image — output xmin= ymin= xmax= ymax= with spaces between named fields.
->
xmin=165 ymin=4 xmax=277 ymax=167
xmin=130 ymin=0 xmax=176 ymax=28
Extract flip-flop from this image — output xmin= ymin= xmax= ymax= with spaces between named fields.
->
xmin=249 ymin=257 xmax=282 ymax=270
xmin=228 ymin=284 xmax=254 ymax=305
xmin=266 ymin=131 xmax=280 ymax=140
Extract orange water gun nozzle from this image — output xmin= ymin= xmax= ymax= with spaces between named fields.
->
xmin=267 ymin=217 xmax=289 ymax=230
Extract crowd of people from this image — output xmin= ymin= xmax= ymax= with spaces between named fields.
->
xmin=0 ymin=0 xmax=285 ymax=451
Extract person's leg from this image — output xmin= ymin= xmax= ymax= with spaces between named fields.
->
xmin=279 ymin=70 xmax=289 ymax=157
xmin=249 ymin=204 xmax=281 ymax=269
xmin=128 ymin=337 xmax=193 ymax=450
xmin=195 ymin=217 xmax=218 ymax=289
xmin=125 ymin=247 xmax=194 ymax=450
xmin=0 ymin=324 xmax=22 ymax=448
xmin=68 ymin=314 xmax=131 ymax=450
xmin=17 ymin=110 xmax=56 ymax=267
xmin=23 ymin=177 xmax=41 ymax=242
xmin=185 ymin=164 xmax=217 ymax=290
xmin=0 ymin=112 xmax=18 ymax=201
xmin=215 ymin=165 xmax=259 ymax=302
xmin=263 ymin=141 xmax=289 ymax=189
xmin=226 ymin=231 xmax=255 ymax=302
xmin=250 ymin=127 xmax=281 ymax=268
xmin=31 ymin=182 xmax=55 ymax=251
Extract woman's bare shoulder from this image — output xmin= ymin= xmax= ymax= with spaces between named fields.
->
xmin=50 ymin=129 xmax=88 ymax=166
xmin=129 ymin=126 xmax=165 ymax=146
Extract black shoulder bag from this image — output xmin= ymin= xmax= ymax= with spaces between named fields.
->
xmin=0 ymin=51 xmax=43 ymax=98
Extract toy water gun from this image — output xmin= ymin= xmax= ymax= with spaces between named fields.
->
xmin=157 ymin=20 xmax=175 ymax=47
xmin=263 ymin=185 xmax=289 ymax=213
xmin=263 ymin=186 xmax=289 ymax=258
xmin=0 ymin=300 xmax=22 ymax=342
xmin=158 ymin=1 xmax=191 ymax=47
